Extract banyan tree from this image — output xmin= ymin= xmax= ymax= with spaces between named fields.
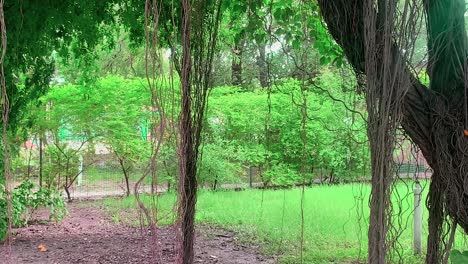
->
xmin=318 ymin=0 xmax=467 ymax=263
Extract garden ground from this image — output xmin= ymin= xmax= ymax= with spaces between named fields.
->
xmin=101 ymin=183 xmax=468 ymax=263
xmin=2 ymin=203 xmax=274 ymax=264
xmin=3 ymin=183 xmax=467 ymax=263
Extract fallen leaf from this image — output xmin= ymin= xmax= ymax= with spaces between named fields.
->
xmin=38 ymin=244 xmax=48 ymax=252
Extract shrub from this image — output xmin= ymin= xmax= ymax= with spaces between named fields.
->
xmin=0 ymin=180 xmax=68 ymax=241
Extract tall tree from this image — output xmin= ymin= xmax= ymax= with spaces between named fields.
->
xmin=177 ymin=0 xmax=222 ymax=263
xmin=317 ymin=0 xmax=467 ymax=263
xmin=0 ymin=0 xmax=123 ymax=250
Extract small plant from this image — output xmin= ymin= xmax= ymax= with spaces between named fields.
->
xmin=0 ymin=180 xmax=68 ymax=241
xmin=111 ymin=214 xmax=120 ymax=224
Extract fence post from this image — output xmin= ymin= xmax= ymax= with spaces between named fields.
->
xmin=39 ymin=137 xmax=43 ymax=187
xmin=414 ymin=181 xmax=422 ymax=254
xmin=77 ymin=154 xmax=83 ymax=186
xmin=249 ymin=166 xmax=253 ymax=188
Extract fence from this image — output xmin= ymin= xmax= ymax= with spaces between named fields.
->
xmin=12 ymin=144 xmax=162 ymax=199
xmin=13 ymin=139 xmax=432 ymax=199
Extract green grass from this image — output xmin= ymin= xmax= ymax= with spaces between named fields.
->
xmin=101 ymin=182 xmax=468 ymax=263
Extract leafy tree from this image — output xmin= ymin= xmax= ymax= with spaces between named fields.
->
xmin=96 ymin=76 xmax=152 ymax=196
xmin=1 ymin=0 xmax=123 ymax=185
xmin=36 ymin=75 xmax=153 ymax=198
xmin=43 ymin=143 xmax=85 ymax=202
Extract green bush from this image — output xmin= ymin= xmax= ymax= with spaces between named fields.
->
xmin=263 ymin=163 xmax=302 ymax=186
xmin=198 ymin=141 xmax=244 ymax=189
xmin=0 ymin=180 xmax=68 ymax=241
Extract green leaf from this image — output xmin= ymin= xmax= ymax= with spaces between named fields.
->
xmin=319 ymin=56 xmax=332 ymax=66
xmin=292 ymin=39 xmax=301 ymax=50
xmin=450 ymin=250 xmax=468 ymax=264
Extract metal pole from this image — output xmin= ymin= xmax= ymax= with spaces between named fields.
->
xmin=413 ymin=181 xmax=422 ymax=254
xmin=249 ymin=166 xmax=253 ymax=188
xmin=39 ymin=137 xmax=43 ymax=187
xmin=77 ymin=154 xmax=83 ymax=186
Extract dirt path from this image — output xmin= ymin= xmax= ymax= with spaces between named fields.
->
xmin=1 ymin=204 xmax=275 ymax=264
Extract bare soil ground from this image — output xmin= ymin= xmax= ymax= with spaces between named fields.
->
xmin=1 ymin=203 xmax=275 ymax=264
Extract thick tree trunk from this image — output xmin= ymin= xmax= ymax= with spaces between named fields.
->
xmin=317 ymin=0 xmax=467 ymax=263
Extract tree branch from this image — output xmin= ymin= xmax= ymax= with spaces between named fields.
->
xmin=317 ymin=0 xmax=436 ymax=165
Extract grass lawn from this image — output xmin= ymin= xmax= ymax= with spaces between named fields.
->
xmin=101 ymin=181 xmax=468 ymax=263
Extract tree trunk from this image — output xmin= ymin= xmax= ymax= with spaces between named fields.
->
xmin=65 ymin=162 xmax=71 ymax=202
xmin=257 ymin=43 xmax=268 ymax=88
xmin=116 ymin=155 xmax=131 ymax=197
xmin=317 ymin=1 xmax=467 ymax=263
xmin=231 ymin=44 xmax=242 ymax=86
xmin=64 ymin=185 xmax=72 ymax=202
xmin=249 ymin=166 xmax=253 ymax=188
xmin=212 ymin=177 xmax=218 ymax=191
xmin=124 ymin=171 xmax=130 ymax=197
xmin=426 ymin=171 xmax=445 ymax=264
xmin=177 ymin=1 xmax=197 ymax=263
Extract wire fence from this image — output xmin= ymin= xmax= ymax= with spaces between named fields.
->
xmin=12 ymin=138 xmax=432 ymax=200
xmin=12 ymin=142 xmax=159 ymax=199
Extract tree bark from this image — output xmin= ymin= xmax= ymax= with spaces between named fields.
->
xmin=64 ymin=185 xmax=72 ymax=202
xmin=317 ymin=0 xmax=467 ymax=263
xmin=231 ymin=43 xmax=243 ymax=86
xmin=124 ymin=172 xmax=130 ymax=197
xmin=177 ymin=0 xmax=197 ymax=263
xmin=212 ymin=177 xmax=218 ymax=191
xmin=116 ymin=153 xmax=131 ymax=197
xmin=426 ymin=171 xmax=445 ymax=263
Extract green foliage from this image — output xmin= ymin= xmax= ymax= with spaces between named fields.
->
xmin=214 ymin=0 xmax=344 ymax=87
xmin=450 ymin=250 xmax=468 ymax=264
xmin=198 ymin=140 xmax=244 ymax=188
xmin=263 ymin=163 xmax=302 ymax=186
xmin=3 ymin=0 xmax=122 ymax=140
xmin=207 ymin=73 xmax=368 ymax=185
xmin=0 ymin=180 xmax=67 ymax=241
xmin=156 ymin=143 xmax=178 ymax=187
xmin=42 ymin=143 xmax=80 ymax=189
xmin=1 ymin=1 xmax=144 ymax=183
xmin=418 ymin=69 xmax=430 ymax=87
xmin=35 ymin=75 xmax=158 ymax=194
